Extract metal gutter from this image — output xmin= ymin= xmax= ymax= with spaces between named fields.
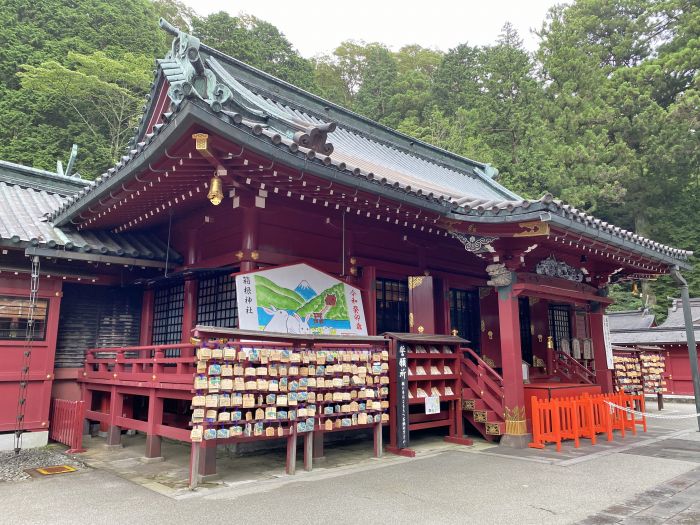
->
xmin=25 ymin=247 xmax=175 ymax=269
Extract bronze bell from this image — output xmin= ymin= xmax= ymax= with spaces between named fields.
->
xmin=208 ymin=175 xmax=224 ymax=205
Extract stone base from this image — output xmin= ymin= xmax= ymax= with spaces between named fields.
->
xmin=0 ymin=430 xmax=48 ymax=451
xmin=499 ymin=433 xmax=532 ymax=449
xmin=139 ymin=456 xmax=165 ymax=463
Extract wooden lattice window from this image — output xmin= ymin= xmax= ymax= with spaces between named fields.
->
xmin=197 ymin=274 xmax=238 ymax=328
xmin=152 ymin=283 xmax=184 ymax=348
xmin=548 ymin=304 xmax=572 ymax=351
xmin=449 ymin=289 xmax=480 ymax=351
xmin=376 ymin=278 xmax=409 ymax=334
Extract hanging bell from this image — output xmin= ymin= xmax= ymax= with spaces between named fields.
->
xmin=207 ymin=175 xmax=224 ymax=205
xmin=632 ymin=281 xmax=639 ymax=296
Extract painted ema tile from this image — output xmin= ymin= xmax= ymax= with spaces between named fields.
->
xmin=235 ymin=263 xmax=367 ymax=336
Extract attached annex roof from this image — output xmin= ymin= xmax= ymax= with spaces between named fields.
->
xmin=607 ymin=309 xmax=656 ymax=330
xmin=0 ymin=162 xmax=180 ymax=264
xmin=47 ymin=20 xmax=691 ymax=270
xmin=659 ymin=298 xmax=700 ymax=328
xmin=609 ymin=326 xmax=699 ymax=346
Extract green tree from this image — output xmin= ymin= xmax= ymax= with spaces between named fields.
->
xmin=191 ymin=12 xmax=317 ymax=91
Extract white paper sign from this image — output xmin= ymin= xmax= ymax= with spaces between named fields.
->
xmin=235 ymin=263 xmax=368 ymax=336
xmin=425 ymin=396 xmax=440 ymax=415
xmin=603 ymin=315 xmax=614 ymax=369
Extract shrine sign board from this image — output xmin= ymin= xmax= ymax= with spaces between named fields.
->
xmin=396 ymin=343 xmax=410 ymax=448
xmin=236 ymin=263 xmax=368 ymax=336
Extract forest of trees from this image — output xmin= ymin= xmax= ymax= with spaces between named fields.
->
xmin=1 ymin=0 xmax=698 ymax=316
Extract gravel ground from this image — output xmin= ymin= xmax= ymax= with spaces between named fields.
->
xmin=0 ymin=447 xmax=86 ymax=482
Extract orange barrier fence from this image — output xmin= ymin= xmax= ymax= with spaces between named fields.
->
xmin=529 ymin=392 xmax=645 ymax=452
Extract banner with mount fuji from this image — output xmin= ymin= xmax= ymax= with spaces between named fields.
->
xmin=235 ymin=263 xmax=368 ymax=336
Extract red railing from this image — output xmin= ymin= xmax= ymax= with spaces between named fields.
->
xmin=530 ymin=391 xmax=646 ymax=451
xmin=83 ymin=343 xmax=197 ymax=388
xmin=460 ymin=347 xmax=505 ymax=415
xmin=555 ymin=351 xmax=596 ymax=384
xmin=49 ymin=399 xmax=85 ymax=453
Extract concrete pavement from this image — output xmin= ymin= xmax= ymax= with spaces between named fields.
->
xmin=2 ymin=402 xmax=699 ymax=525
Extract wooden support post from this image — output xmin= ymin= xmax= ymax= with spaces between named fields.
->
xmin=312 ymin=430 xmax=324 ymax=459
xmin=189 ymin=443 xmax=200 ymax=489
xmin=303 ymin=431 xmax=313 ymax=471
xmin=144 ymin=389 xmax=163 ymax=460
xmin=240 ymin=198 xmax=259 ymax=273
xmin=181 ymin=278 xmax=198 ymax=344
xmin=444 ymin=400 xmax=474 ymax=446
xmin=589 ymin=308 xmax=614 ymax=393
xmin=139 ymin=289 xmax=154 ymax=345
xmin=106 ymin=386 xmax=123 ymax=447
xmin=286 ymin=428 xmax=297 ymax=475
xmin=197 ymin=440 xmax=217 ymax=477
xmin=373 ymin=422 xmax=383 ymax=457
xmin=496 ymin=281 xmax=529 ymax=448
xmin=657 ymin=393 xmax=664 ymax=411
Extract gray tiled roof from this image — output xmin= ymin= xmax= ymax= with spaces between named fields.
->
xmin=659 ymin=298 xmax=700 ymax=328
xmin=610 ymin=327 xmax=699 ymax=345
xmin=0 ymin=165 xmax=180 ymax=262
xmin=46 ymin=22 xmax=692 ymax=268
xmin=607 ymin=309 xmax=656 ymax=330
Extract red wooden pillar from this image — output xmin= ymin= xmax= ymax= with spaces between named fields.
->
xmin=106 ymin=386 xmax=123 ymax=447
xmin=145 ymin=388 xmax=163 ymax=459
xmin=240 ymin=197 xmax=259 ymax=273
xmin=496 ymin=282 xmax=529 ymax=447
xmin=182 ymin=277 xmax=198 ymax=342
xmin=361 ymin=266 xmax=377 ymax=335
xmin=140 ymin=289 xmax=154 ymax=345
xmin=589 ymin=308 xmax=614 ymax=393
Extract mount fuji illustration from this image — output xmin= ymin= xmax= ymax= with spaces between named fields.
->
xmin=294 ymin=280 xmax=317 ymax=301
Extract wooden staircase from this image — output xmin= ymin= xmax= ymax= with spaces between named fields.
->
xmin=460 ymin=348 xmax=505 ymax=441
xmin=553 ymin=350 xmax=596 ymax=384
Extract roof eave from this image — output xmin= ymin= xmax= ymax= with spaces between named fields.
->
xmin=52 ymin=102 xmax=453 ymax=227
xmin=447 ymin=206 xmax=691 ymax=269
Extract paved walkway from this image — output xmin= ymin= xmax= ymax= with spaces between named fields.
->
xmin=2 ymin=402 xmax=698 ymax=524
xmin=578 ymin=466 xmax=700 ymax=524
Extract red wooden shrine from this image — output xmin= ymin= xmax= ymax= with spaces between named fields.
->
xmin=0 ymin=20 xmax=692 ymax=464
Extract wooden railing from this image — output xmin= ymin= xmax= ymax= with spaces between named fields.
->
xmin=82 ymin=343 xmax=197 ymax=387
xmin=555 ymin=351 xmax=596 ymax=384
xmin=460 ymin=347 xmax=505 ymax=415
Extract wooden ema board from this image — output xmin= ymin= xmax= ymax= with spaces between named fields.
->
xmin=190 ymin=338 xmax=390 ymax=478
xmin=386 ymin=334 xmax=472 ymax=456
xmin=524 ymin=383 xmax=602 ymax=422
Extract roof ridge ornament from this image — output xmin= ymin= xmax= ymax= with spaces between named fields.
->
xmin=158 ymin=18 xmax=337 ymax=155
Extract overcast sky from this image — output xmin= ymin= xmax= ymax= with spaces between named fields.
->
xmin=181 ymin=0 xmax=564 ymax=57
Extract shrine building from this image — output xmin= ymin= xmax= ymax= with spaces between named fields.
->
xmin=0 ymin=20 xmax=692 ymax=459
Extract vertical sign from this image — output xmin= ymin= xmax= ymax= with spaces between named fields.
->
xmin=603 ymin=315 xmax=614 ymax=369
xmin=396 ymin=342 xmax=410 ymax=448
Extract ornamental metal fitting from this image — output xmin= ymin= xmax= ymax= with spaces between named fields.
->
xmin=449 ymin=231 xmax=498 ymax=254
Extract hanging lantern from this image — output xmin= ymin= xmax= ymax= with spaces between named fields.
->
xmin=207 ymin=175 xmax=224 ymax=205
